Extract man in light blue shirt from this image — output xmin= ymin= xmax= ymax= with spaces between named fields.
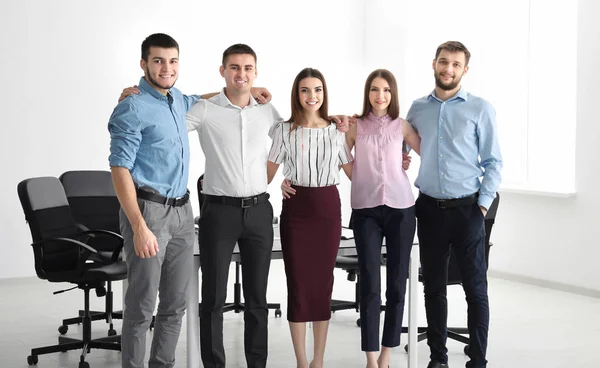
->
xmin=406 ymin=41 xmax=502 ymax=368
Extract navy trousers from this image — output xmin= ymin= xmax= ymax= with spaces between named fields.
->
xmin=353 ymin=205 xmax=416 ymax=351
xmin=416 ymin=194 xmax=489 ymax=368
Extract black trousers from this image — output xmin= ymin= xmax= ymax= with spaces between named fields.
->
xmin=353 ymin=205 xmax=416 ymax=351
xmin=416 ymin=194 xmax=488 ymax=368
xmin=198 ymin=199 xmax=274 ymax=368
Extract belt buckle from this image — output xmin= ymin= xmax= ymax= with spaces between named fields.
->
xmin=437 ymin=199 xmax=448 ymax=209
xmin=241 ymin=196 xmax=257 ymax=208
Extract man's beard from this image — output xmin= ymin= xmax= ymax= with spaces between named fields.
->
xmin=146 ymin=67 xmax=177 ymax=90
xmin=434 ymin=72 xmax=461 ymax=91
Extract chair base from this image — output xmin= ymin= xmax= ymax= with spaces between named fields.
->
xmin=28 ymin=335 xmax=121 ymax=366
xmin=29 ymin=287 xmax=121 ymax=366
xmin=402 ymin=326 xmax=470 ymax=355
xmin=60 ymin=282 xmax=122 ymax=336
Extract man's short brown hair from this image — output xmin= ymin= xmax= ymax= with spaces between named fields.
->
xmin=435 ymin=41 xmax=471 ymax=65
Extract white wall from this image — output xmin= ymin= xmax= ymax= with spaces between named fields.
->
xmin=491 ymin=0 xmax=600 ymax=293
xmin=2 ymin=0 xmax=598 ymax=295
xmin=0 ymin=0 xmax=364 ymax=278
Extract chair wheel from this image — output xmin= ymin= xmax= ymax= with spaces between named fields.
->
xmin=464 ymin=344 xmax=469 ymax=355
xmin=275 ymin=309 xmax=282 ymax=318
xmin=404 ymin=344 xmax=408 ymax=353
xmin=79 ymin=361 xmax=90 ymax=368
xmin=27 ymin=355 xmax=38 ymax=365
xmin=58 ymin=325 xmax=68 ymax=334
xmin=356 ymin=318 xmax=361 ymax=327
xmin=108 ymin=328 xmax=117 ymax=336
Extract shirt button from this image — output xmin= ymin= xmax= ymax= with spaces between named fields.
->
xmin=440 ymin=172 xmax=444 ymax=176
xmin=440 ymin=136 xmax=443 ymax=139
xmin=440 ymin=154 xmax=443 ymax=157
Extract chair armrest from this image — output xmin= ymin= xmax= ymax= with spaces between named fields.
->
xmin=77 ymin=229 xmax=124 ymax=261
xmin=32 ymin=237 xmax=98 ymax=254
xmin=32 ymin=237 xmax=98 ymax=276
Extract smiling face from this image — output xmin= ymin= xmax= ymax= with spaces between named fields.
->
xmin=368 ymin=77 xmax=392 ymax=115
xmin=220 ymin=53 xmax=257 ymax=95
xmin=298 ymin=77 xmax=324 ymax=113
xmin=433 ymin=49 xmax=469 ymax=91
xmin=140 ymin=46 xmax=179 ymax=95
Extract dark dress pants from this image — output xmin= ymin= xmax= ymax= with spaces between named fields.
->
xmin=198 ymin=200 xmax=274 ymax=368
xmin=416 ymin=195 xmax=489 ymax=368
xmin=353 ymin=205 xmax=416 ymax=351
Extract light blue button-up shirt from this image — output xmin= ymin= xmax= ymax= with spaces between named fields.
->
xmin=406 ymin=87 xmax=502 ymax=209
xmin=108 ymin=77 xmax=199 ymax=197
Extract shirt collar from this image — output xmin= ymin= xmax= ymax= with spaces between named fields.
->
xmin=428 ymin=86 xmax=468 ymax=103
xmin=367 ymin=111 xmax=392 ymax=123
xmin=216 ymin=88 xmax=259 ymax=109
xmin=138 ymin=77 xmax=171 ymax=101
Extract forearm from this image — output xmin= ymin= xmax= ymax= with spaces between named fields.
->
xmin=199 ymin=92 xmax=218 ymax=100
xmin=111 ymin=166 xmax=146 ymax=231
xmin=267 ymin=161 xmax=280 ymax=184
xmin=341 ymin=162 xmax=353 ymax=180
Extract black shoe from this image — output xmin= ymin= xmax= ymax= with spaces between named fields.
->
xmin=427 ymin=362 xmax=449 ymax=368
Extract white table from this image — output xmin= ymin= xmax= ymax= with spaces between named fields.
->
xmin=186 ymin=238 xmax=419 ymax=368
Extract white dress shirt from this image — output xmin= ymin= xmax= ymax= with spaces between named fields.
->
xmin=186 ymin=90 xmax=283 ymax=197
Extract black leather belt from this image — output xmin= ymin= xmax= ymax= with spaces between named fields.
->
xmin=136 ymin=189 xmax=190 ymax=207
xmin=204 ymin=193 xmax=270 ymax=208
xmin=419 ymin=192 xmax=478 ymax=209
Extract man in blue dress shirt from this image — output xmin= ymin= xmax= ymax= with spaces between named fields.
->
xmin=406 ymin=41 xmax=502 ymax=368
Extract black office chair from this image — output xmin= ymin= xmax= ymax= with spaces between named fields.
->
xmin=18 ymin=176 xmax=126 ymax=368
xmin=331 ymin=213 xmax=386 ymax=327
xmin=196 ymin=175 xmax=282 ymax=317
xmin=403 ymin=193 xmax=500 ymax=355
xmin=58 ymin=170 xmax=123 ymax=336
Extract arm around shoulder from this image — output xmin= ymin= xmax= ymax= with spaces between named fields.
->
xmin=186 ymin=99 xmax=206 ymax=132
xmin=402 ymin=119 xmax=421 ymax=155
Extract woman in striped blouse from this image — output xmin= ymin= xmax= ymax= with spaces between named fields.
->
xmin=267 ymin=67 xmax=353 ymax=368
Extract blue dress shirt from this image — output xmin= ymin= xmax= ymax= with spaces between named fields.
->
xmin=406 ymin=87 xmax=502 ymax=210
xmin=108 ymin=77 xmax=199 ymax=197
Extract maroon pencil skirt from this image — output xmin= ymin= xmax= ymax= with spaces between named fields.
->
xmin=280 ymin=185 xmax=342 ymax=322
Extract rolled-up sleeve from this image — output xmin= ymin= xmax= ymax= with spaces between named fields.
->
xmin=108 ymin=100 xmax=142 ymax=170
xmin=184 ymin=94 xmax=201 ymax=112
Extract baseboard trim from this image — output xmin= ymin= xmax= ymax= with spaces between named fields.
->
xmin=489 ymin=270 xmax=600 ymax=298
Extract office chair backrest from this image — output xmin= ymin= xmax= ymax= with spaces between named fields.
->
xmin=447 ymin=193 xmax=500 ymax=284
xmin=17 ymin=177 xmax=81 ymax=275
xmin=59 ymin=170 xmax=121 ymax=235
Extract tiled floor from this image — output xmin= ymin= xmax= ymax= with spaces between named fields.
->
xmin=1 ymin=261 xmax=598 ymax=367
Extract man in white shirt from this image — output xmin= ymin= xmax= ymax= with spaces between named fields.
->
xmin=186 ymin=44 xmax=281 ymax=368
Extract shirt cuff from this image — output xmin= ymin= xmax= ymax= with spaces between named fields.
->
xmin=478 ymin=194 xmax=494 ymax=210
xmin=109 ymin=156 xmax=134 ymax=170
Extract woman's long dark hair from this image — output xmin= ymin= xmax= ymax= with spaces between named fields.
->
xmin=287 ymin=67 xmax=329 ymax=132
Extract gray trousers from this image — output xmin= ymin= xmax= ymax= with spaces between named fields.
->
xmin=119 ymin=199 xmax=195 ymax=368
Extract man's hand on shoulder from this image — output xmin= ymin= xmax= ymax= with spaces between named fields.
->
xmin=119 ymin=85 xmax=140 ymax=103
xmin=251 ymin=87 xmax=272 ymax=104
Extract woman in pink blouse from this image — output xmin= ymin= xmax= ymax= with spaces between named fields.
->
xmin=267 ymin=68 xmax=353 ymax=368
xmin=347 ymin=69 xmax=421 ymax=368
